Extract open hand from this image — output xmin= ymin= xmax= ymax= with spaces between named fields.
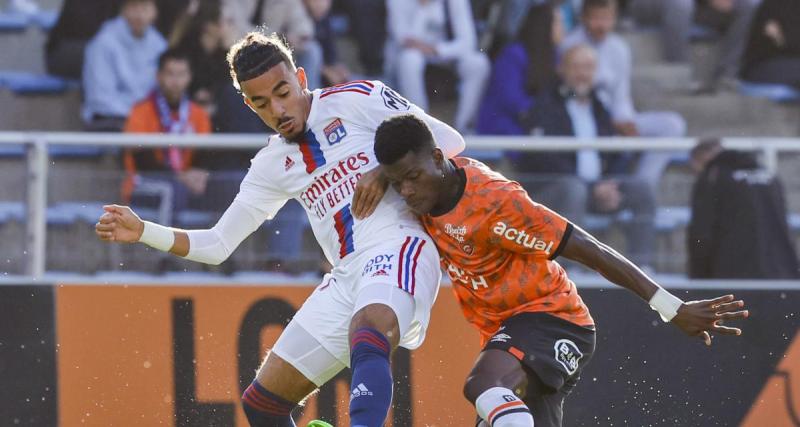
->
xmin=95 ymin=205 xmax=145 ymax=243
xmin=352 ymin=167 xmax=388 ymax=219
xmin=671 ymin=294 xmax=749 ymax=346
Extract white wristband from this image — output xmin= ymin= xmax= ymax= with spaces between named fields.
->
xmin=138 ymin=221 xmax=175 ymax=252
xmin=648 ymin=288 xmax=684 ymax=322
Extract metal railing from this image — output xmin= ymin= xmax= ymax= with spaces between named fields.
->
xmin=2 ymin=132 xmax=799 ymax=279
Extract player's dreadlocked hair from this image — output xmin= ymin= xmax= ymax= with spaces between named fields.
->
xmin=226 ymin=31 xmax=296 ymax=91
xmin=374 ymin=114 xmax=435 ymax=165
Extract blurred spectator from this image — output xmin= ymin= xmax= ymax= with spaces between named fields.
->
xmin=524 ymin=45 xmax=656 ymax=268
xmin=475 ymin=3 xmax=562 ymax=136
xmin=338 ymin=0 xmax=387 ymax=76
xmin=562 ymin=0 xmax=686 ymax=139
xmin=82 ymin=0 xmax=167 ymax=131
xmin=44 ymin=0 xmax=124 ymax=79
xmin=630 ymin=0 xmax=759 ymax=88
xmin=388 ymin=0 xmax=490 ymax=131
xmin=223 ymin=0 xmax=322 ymax=89
xmin=175 ymin=5 xmax=233 ymax=114
xmin=739 ymin=0 xmax=800 ymax=89
xmin=563 ymin=0 xmax=686 ymax=193
xmin=305 ymin=0 xmax=351 ymax=85
xmin=688 ymin=139 xmax=799 ymax=279
xmin=122 ymin=49 xmax=212 ymax=224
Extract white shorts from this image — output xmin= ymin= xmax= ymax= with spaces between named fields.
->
xmin=271 ymin=233 xmax=441 ymax=386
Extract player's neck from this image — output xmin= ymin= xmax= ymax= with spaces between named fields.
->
xmin=429 ymin=160 xmax=466 ymax=217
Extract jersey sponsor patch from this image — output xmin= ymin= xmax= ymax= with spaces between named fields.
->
xmin=381 ymin=86 xmax=410 ymax=111
xmin=492 ymin=221 xmax=555 ymax=254
xmin=284 ymin=156 xmax=295 ymax=171
xmin=553 ymin=338 xmax=583 ymax=375
xmin=323 ymin=118 xmax=347 ymax=145
xmin=362 ymin=254 xmax=395 ymax=277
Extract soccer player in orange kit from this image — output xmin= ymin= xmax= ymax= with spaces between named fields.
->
xmin=374 ymin=114 xmax=750 ymax=427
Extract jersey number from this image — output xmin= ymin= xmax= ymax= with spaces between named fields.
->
xmin=381 ymin=86 xmax=410 ymax=111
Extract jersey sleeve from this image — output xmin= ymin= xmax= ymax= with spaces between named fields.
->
xmin=233 ymin=144 xmax=291 ymax=221
xmin=487 ymin=182 xmax=573 ymax=260
xmin=350 ymin=81 xmax=466 ymax=158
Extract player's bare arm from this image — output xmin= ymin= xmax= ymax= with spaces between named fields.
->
xmin=95 ymin=204 xmax=191 ymax=256
xmin=560 ymin=225 xmax=749 ymax=345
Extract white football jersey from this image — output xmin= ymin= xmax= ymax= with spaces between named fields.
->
xmin=233 ymin=80 xmax=464 ymax=266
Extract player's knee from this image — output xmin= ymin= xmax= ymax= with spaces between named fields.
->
xmin=463 ymin=373 xmax=497 ymax=404
xmin=350 ymin=303 xmax=401 ymax=349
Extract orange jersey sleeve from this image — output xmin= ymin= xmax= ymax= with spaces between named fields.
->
xmin=422 ymin=158 xmax=594 ymax=345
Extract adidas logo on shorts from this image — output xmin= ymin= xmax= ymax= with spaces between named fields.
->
xmin=350 ymin=383 xmax=373 ymax=399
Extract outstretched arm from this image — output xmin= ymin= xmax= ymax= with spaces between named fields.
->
xmin=96 ymin=200 xmax=267 ymax=265
xmin=560 ymin=225 xmax=749 ymax=345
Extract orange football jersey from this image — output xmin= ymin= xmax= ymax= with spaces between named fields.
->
xmin=421 ymin=157 xmax=594 ymax=345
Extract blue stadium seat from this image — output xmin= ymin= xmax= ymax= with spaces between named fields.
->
xmin=175 ymin=210 xmax=215 ymax=228
xmin=0 ymin=11 xmax=29 ymax=32
xmin=0 ymin=71 xmax=76 ymax=94
xmin=0 ymin=144 xmax=25 ymax=156
xmin=47 ymin=202 xmax=106 ymax=224
xmin=47 ymin=145 xmax=105 ymax=157
xmin=788 ymin=213 xmax=800 ymax=232
xmin=655 ymin=206 xmax=691 ymax=232
xmin=739 ymin=82 xmax=800 ymax=103
xmin=31 ymin=9 xmax=57 ymax=30
xmin=0 ymin=201 xmax=25 ymax=223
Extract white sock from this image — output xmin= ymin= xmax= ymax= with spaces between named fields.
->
xmin=475 ymin=387 xmax=534 ymax=427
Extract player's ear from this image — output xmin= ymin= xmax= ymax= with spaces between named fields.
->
xmin=432 ymin=147 xmax=445 ymax=168
xmin=295 ymin=67 xmax=308 ymax=90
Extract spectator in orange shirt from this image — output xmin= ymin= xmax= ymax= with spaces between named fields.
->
xmin=123 ymin=48 xmax=212 ymax=226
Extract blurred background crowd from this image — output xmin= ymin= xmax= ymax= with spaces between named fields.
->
xmin=0 ymin=0 xmax=798 ymax=279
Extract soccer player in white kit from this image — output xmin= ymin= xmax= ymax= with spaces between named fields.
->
xmin=95 ymin=32 xmax=465 ymax=427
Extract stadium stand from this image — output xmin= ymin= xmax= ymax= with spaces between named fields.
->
xmin=0 ymin=0 xmax=798 ymax=279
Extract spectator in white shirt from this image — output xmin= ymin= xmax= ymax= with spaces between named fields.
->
xmin=562 ymin=0 xmax=686 ymax=189
xmin=388 ymin=0 xmax=490 ymax=132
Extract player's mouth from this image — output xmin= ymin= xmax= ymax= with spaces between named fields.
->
xmin=277 ymin=118 xmax=295 ymax=133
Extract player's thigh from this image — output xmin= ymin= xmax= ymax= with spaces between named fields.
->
xmin=349 ymin=234 xmax=441 ymax=351
xmin=264 ymin=320 xmax=347 ymax=402
xmin=463 ymin=349 xmax=529 ymax=404
xmin=523 ymin=371 xmax=566 ymax=427
xmin=349 ymin=283 xmax=418 ymax=349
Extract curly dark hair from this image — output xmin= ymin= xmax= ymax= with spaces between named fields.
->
xmin=226 ymin=31 xmax=295 ymax=90
xmin=374 ymin=114 xmax=435 ymax=165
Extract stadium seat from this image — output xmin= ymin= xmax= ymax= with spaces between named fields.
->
xmin=47 ymin=145 xmax=105 ymax=157
xmin=175 ymin=210 xmax=215 ymax=228
xmin=30 ymin=9 xmax=57 ymax=30
xmin=0 ymin=71 xmax=74 ymax=94
xmin=654 ymin=206 xmax=691 ymax=232
xmin=0 ymin=11 xmax=28 ymax=31
xmin=0 ymin=144 xmax=25 ymax=156
xmin=788 ymin=213 xmax=800 ymax=232
xmin=739 ymin=82 xmax=800 ymax=103
xmin=0 ymin=201 xmax=25 ymax=223
xmin=46 ymin=202 xmax=106 ymax=224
